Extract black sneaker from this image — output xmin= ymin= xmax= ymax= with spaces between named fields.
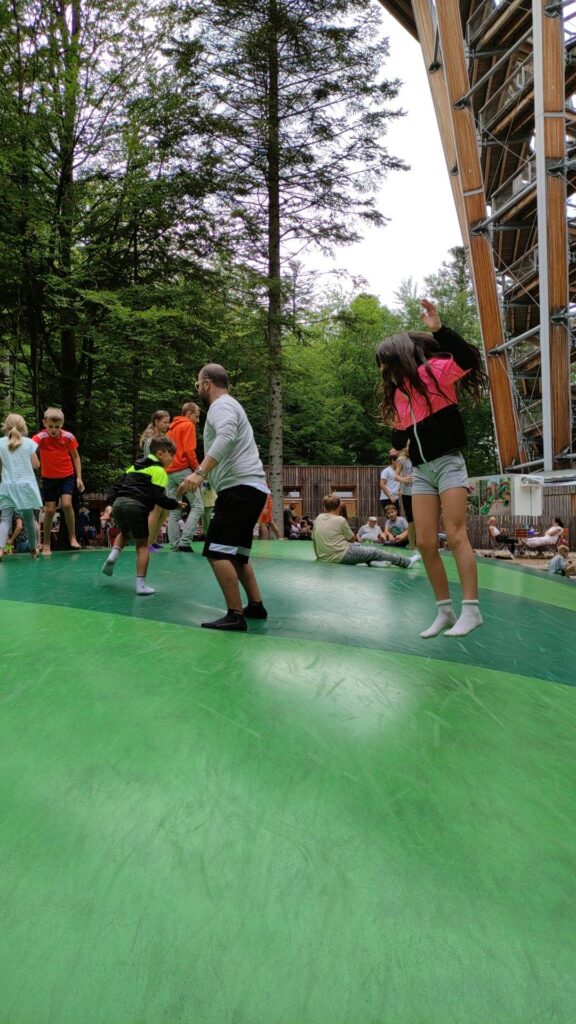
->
xmin=177 ymin=546 xmax=195 ymax=553
xmin=201 ymin=612 xmax=247 ymax=632
xmin=242 ymin=602 xmax=268 ymax=620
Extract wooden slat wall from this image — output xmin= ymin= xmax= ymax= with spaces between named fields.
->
xmin=468 ymin=486 xmax=576 ymax=548
xmin=85 ymin=473 xmax=576 ymax=544
xmin=277 ymin=465 xmax=384 ymax=520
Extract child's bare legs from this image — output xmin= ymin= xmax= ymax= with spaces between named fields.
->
xmin=413 ymin=493 xmax=450 ymax=600
xmin=102 ymin=531 xmax=127 ymax=574
xmin=0 ymin=507 xmax=13 ymax=559
xmin=41 ymin=502 xmax=56 ymax=554
xmin=440 ymin=487 xmax=478 ymax=600
xmin=413 ymin=489 xmax=482 ymax=637
xmin=148 ymin=506 xmax=169 ymax=545
xmin=135 ymin=537 xmax=150 ymax=579
xmin=61 ymin=494 xmax=81 ymax=549
xmin=103 ymin=534 xmax=153 ymax=593
xmin=21 ymin=509 xmax=39 ymax=558
xmin=440 ymin=487 xmax=482 ymax=636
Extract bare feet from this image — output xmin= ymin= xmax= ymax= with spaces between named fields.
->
xmin=41 ymin=546 xmax=52 ymax=557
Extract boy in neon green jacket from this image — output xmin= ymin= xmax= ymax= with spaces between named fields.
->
xmin=101 ymin=436 xmax=180 ymax=595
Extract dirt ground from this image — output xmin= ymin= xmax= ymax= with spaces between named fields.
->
xmin=475 ymin=549 xmax=558 ymax=572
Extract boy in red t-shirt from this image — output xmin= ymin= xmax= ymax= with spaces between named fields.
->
xmin=33 ymin=407 xmax=84 ymax=555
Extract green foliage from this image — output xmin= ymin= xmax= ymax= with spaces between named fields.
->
xmin=0 ymin=6 xmax=499 ymax=490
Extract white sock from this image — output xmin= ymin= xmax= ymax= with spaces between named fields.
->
xmin=444 ymin=600 xmax=483 ymax=637
xmin=136 ymin=577 xmax=155 ymax=595
xmin=420 ymin=600 xmax=456 ymax=639
xmin=102 ymin=547 xmax=121 ymax=576
xmin=408 ymin=552 xmax=422 ymax=567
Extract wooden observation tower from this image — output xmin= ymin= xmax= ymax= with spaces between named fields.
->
xmin=380 ymin=1 xmax=576 ymax=473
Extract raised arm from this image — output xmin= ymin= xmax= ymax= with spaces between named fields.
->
xmin=420 ymin=298 xmax=479 ymax=371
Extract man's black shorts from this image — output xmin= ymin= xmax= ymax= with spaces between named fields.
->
xmin=112 ymin=497 xmax=149 ymax=540
xmin=203 ymin=485 xmax=267 ymax=565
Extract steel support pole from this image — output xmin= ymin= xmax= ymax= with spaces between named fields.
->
xmin=533 ymin=0 xmax=554 ymax=470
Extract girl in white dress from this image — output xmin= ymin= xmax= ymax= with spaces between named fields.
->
xmin=0 ymin=414 xmax=43 ymax=560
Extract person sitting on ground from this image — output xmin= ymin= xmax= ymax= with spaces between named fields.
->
xmin=79 ymin=504 xmax=97 ymax=547
xmin=382 ymin=504 xmax=409 ymax=547
xmin=101 ymin=436 xmax=181 ymax=595
xmin=312 ymin=493 xmax=421 ymax=570
xmin=547 ymin=544 xmax=576 ymax=576
xmin=488 ymin=516 xmax=516 ymax=555
xmin=289 ymin=516 xmax=302 ymax=539
xmin=357 ymin=515 xmax=384 ymax=544
xmin=524 ymin=517 xmax=564 ymax=550
xmin=5 ymin=512 xmax=31 ymax=553
xmin=298 ymin=516 xmax=313 ymax=539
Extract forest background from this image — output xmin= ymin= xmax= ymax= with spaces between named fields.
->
xmin=0 ymin=0 xmax=498 ymax=503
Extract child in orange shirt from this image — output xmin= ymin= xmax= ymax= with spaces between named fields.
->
xmin=33 ymin=407 xmax=84 ymax=555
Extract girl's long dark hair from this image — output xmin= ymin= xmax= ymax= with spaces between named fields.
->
xmin=375 ymin=331 xmax=484 ymax=426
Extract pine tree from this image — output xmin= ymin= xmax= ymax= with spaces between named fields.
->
xmin=188 ymin=0 xmax=407 ymax=511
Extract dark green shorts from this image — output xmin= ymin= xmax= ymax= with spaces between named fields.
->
xmin=111 ymin=497 xmax=149 ymax=540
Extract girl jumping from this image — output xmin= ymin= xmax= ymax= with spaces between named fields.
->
xmin=376 ymin=299 xmax=484 ymax=638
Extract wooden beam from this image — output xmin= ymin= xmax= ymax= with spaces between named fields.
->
xmin=377 ymin=1 xmax=418 ymax=40
xmin=433 ymin=0 xmax=522 ymax=471
xmin=411 ymin=0 xmax=468 ymax=247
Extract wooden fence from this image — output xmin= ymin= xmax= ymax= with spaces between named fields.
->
xmin=84 ymin=468 xmax=576 ymax=546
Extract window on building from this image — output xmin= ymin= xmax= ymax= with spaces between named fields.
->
xmin=331 ymin=487 xmax=357 ymax=517
xmin=283 ymin=488 xmax=302 ymax=517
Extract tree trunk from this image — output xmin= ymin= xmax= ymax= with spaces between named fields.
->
xmin=266 ymin=0 xmax=284 ymax=519
xmin=57 ymin=0 xmax=81 ymax=430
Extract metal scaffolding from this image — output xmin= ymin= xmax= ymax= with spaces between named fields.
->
xmin=380 ymin=0 xmax=576 ymax=472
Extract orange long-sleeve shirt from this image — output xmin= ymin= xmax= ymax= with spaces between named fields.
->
xmin=166 ymin=416 xmax=199 ymax=474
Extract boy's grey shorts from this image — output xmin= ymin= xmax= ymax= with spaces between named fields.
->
xmin=412 ymin=452 xmax=469 ymax=496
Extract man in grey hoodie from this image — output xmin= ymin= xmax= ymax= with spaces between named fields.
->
xmin=177 ymin=363 xmax=269 ymax=632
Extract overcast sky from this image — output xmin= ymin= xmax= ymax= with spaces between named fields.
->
xmin=309 ymin=10 xmax=463 ymax=309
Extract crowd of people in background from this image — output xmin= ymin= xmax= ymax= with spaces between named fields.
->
xmin=1 ymin=300 xmax=574 ymax=637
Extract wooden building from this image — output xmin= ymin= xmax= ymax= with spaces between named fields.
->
xmin=86 ymin=465 xmax=575 ymax=546
xmin=278 ymin=465 xmax=383 ymax=520
xmin=379 ymin=1 xmax=575 ymax=475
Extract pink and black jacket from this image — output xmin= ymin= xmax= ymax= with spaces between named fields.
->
xmin=391 ymin=325 xmax=476 ymax=467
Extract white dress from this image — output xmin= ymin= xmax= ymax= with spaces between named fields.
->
xmin=0 ymin=436 xmax=43 ymax=510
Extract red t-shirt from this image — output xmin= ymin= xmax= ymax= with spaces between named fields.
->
xmin=32 ymin=429 xmax=78 ymax=478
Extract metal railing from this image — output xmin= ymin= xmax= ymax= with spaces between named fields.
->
xmin=467 ymin=0 xmax=508 ymax=47
xmin=490 ymin=158 xmax=536 ymax=214
xmin=479 ymin=55 xmax=534 ymax=133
